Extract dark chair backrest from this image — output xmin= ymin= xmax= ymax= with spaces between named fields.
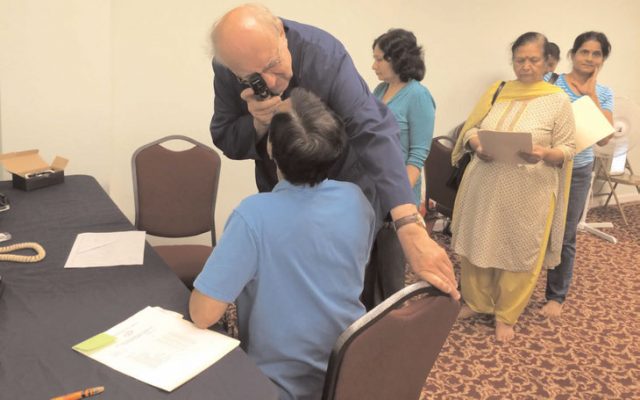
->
xmin=322 ymin=281 xmax=460 ymax=400
xmin=132 ymin=135 xmax=221 ymax=245
xmin=424 ymin=134 xmax=458 ymax=218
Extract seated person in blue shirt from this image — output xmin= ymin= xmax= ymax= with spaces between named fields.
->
xmin=190 ymin=88 xmax=376 ymax=400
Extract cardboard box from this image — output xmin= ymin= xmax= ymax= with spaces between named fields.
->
xmin=0 ymin=150 xmax=68 ymax=191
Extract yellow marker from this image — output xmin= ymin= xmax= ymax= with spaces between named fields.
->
xmin=50 ymin=386 xmax=104 ymax=400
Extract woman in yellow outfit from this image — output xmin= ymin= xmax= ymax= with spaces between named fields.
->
xmin=451 ymin=32 xmax=575 ymax=343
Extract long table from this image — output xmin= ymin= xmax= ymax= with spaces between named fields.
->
xmin=0 ymin=175 xmax=278 ymax=399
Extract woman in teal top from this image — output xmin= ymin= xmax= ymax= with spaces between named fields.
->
xmin=372 ymin=29 xmax=436 ymax=206
xmin=362 ymin=29 xmax=435 ymax=309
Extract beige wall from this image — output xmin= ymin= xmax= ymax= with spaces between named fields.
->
xmin=2 ymin=0 xmax=639 ymax=244
xmin=0 ymin=0 xmax=112 ymax=186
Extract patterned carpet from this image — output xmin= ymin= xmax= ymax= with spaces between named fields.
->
xmin=419 ymin=202 xmax=640 ymax=399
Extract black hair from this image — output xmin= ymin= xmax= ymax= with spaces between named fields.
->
xmin=373 ymin=29 xmax=425 ymax=82
xmin=547 ymin=42 xmax=560 ymax=60
xmin=268 ymin=88 xmax=346 ymax=186
xmin=511 ymin=32 xmax=549 ymax=60
xmin=569 ymin=31 xmax=611 ymax=60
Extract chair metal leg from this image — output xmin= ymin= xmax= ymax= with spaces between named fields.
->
xmin=596 ymin=158 xmax=630 ymax=226
xmin=603 ymin=182 xmax=616 ymax=207
xmin=609 ymin=181 xmax=629 ymax=225
xmin=626 ymin=160 xmax=640 ymax=194
xmin=578 ymin=171 xmax=617 ymax=244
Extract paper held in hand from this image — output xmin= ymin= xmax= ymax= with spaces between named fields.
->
xmin=72 ymin=306 xmax=240 ymax=392
xmin=477 ymin=130 xmax=533 ymax=164
xmin=571 ymin=96 xmax=615 ymax=153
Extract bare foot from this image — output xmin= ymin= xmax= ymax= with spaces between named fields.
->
xmin=540 ymin=300 xmax=563 ymax=319
xmin=458 ymin=304 xmax=480 ymax=319
xmin=495 ymin=321 xmax=515 ymax=343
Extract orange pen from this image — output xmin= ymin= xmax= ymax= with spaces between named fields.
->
xmin=50 ymin=386 xmax=104 ymax=400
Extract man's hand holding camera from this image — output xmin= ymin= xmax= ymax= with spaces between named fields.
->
xmin=240 ymin=88 xmax=282 ymax=138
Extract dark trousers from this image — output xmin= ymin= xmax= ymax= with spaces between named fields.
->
xmin=545 ymin=162 xmax=593 ymax=303
xmin=361 ymin=222 xmax=406 ymax=310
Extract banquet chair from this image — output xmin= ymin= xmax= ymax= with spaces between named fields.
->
xmin=322 ymin=281 xmax=460 ymax=400
xmin=424 ymin=135 xmax=458 ymax=219
xmin=594 ymin=156 xmax=640 ymax=225
xmin=132 ymin=135 xmax=221 ymax=289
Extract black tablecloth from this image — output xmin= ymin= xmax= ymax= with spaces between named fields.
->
xmin=0 ymin=175 xmax=278 ymax=399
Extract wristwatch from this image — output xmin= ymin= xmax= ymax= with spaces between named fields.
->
xmin=393 ymin=213 xmax=427 ymax=232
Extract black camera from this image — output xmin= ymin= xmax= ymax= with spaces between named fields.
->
xmin=246 ymin=73 xmax=272 ymax=100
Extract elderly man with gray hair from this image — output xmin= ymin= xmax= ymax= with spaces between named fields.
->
xmin=208 ymin=4 xmax=460 ymax=311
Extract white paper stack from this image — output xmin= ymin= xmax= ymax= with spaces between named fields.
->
xmin=73 ymin=306 xmax=240 ymax=392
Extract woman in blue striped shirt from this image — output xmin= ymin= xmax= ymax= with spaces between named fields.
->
xmin=541 ymin=31 xmax=614 ymax=318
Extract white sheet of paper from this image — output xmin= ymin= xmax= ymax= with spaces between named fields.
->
xmin=571 ymin=96 xmax=615 ymax=153
xmin=477 ymin=130 xmax=533 ymax=164
xmin=75 ymin=306 xmax=240 ymax=392
xmin=64 ymin=231 xmax=146 ymax=268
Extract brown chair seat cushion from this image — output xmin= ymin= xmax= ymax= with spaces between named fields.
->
xmin=154 ymin=244 xmax=213 ymax=289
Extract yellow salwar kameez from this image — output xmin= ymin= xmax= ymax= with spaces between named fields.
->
xmin=460 ymin=196 xmax=553 ymax=324
xmin=451 ymin=80 xmax=575 ymax=325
